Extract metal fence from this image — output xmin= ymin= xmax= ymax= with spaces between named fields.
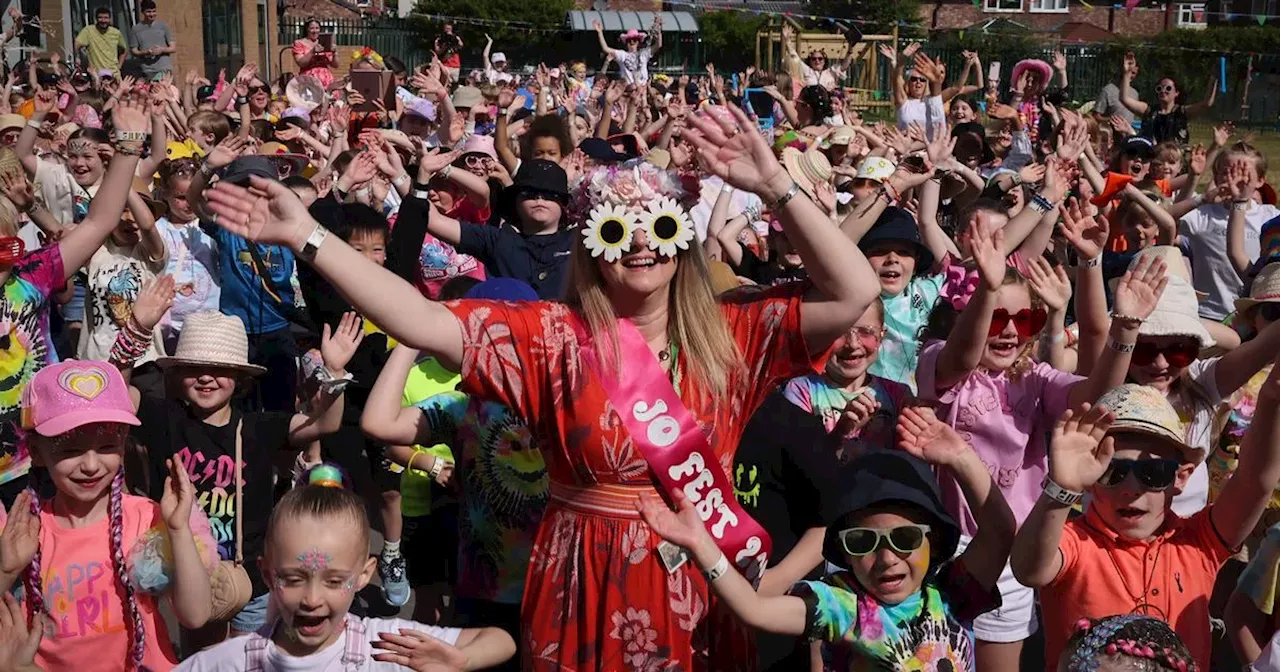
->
xmin=279 ymin=17 xmax=434 ymax=71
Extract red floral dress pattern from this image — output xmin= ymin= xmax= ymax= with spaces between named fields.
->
xmin=444 ymin=283 xmax=826 ymax=671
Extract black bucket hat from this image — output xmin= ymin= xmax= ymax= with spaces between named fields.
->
xmin=499 ymin=159 xmax=569 ymax=223
xmin=858 ymin=207 xmax=935 ymax=273
xmin=821 ymin=449 xmax=960 ymax=572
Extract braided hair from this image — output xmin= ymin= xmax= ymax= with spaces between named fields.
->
xmin=22 ymin=467 xmax=147 ymax=670
xmin=1062 ymin=615 xmax=1196 ymax=672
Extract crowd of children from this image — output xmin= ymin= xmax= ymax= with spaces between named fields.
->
xmin=0 ymin=11 xmax=1275 ymax=671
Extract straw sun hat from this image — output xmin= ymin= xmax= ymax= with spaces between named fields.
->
xmin=1235 ymin=261 xmax=1280 ymax=315
xmin=157 ymin=312 xmax=266 ymax=375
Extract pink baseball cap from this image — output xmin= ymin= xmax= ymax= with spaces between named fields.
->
xmin=459 ymin=134 xmax=497 ymax=161
xmin=21 ymin=361 xmax=140 ymax=437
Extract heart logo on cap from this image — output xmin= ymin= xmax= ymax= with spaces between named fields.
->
xmin=58 ymin=368 xmax=107 ymax=401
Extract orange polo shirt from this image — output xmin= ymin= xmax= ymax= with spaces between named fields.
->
xmin=1041 ymin=505 xmax=1235 ymax=671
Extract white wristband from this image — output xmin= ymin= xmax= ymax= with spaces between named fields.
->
xmin=429 ymin=456 xmax=445 ymax=479
xmin=702 ymin=553 xmax=730 ymax=582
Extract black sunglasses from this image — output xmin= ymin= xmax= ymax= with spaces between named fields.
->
xmin=908 ymin=76 xmax=927 ymax=83
xmin=248 ymin=84 xmax=269 ymax=94
xmin=1259 ymin=303 xmax=1280 ymax=322
xmin=1099 ymin=457 xmax=1180 ymax=490
xmin=516 ymin=188 xmax=565 ymax=204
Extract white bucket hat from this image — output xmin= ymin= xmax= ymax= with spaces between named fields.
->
xmin=1108 ymin=246 xmax=1206 ymax=301
xmin=157 ymin=312 xmax=267 ymax=375
xmin=1139 ymin=276 xmax=1215 ymax=349
xmin=854 ymin=156 xmax=895 ymax=182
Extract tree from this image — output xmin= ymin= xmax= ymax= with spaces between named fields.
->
xmin=808 ymin=0 xmax=922 ymax=35
xmin=699 ymin=11 xmax=768 ymax=73
xmin=412 ymin=0 xmax=573 ymax=56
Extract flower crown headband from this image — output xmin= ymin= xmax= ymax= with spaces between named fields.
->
xmin=573 ymin=159 xmax=696 ymax=262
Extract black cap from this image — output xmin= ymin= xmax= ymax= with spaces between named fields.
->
xmin=221 ymin=156 xmax=277 ymax=185
xmin=196 ymin=84 xmax=217 ymax=102
xmin=1122 ymin=135 xmax=1155 ymax=159
xmin=579 ymin=137 xmax=630 ymax=164
xmin=859 ymin=207 xmax=935 ymax=272
xmin=822 ymin=450 xmax=960 ymax=572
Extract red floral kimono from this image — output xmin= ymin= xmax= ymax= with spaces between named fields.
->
xmin=444 ymin=283 xmax=827 ymax=671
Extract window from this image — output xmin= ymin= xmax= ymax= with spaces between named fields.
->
xmin=984 ymin=0 xmax=1024 ymax=12
xmin=202 ymin=0 xmax=243 ymax=80
xmin=1030 ymin=0 xmax=1068 ymax=11
xmin=1177 ymin=3 xmax=1207 ymax=26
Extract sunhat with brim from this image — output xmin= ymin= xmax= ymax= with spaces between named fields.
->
xmin=257 ymin=141 xmax=309 ymax=174
xmin=859 ymin=207 xmax=935 ymax=272
xmin=0 ymin=114 xmax=24 ymax=133
xmin=620 ymin=29 xmax=646 ymax=42
xmin=1107 ymin=246 xmax=1207 ymax=301
xmin=458 ymin=134 xmax=497 ymax=162
xmin=854 ymin=156 xmax=895 ymax=182
xmin=1137 ymin=276 xmax=1215 ymax=349
xmin=130 ymin=176 xmax=168 ymax=219
xmin=782 ymin=147 xmax=832 ymax=200
xmin=452 ymin=85 xmax=483 ymax=110
xmin=157 ymin=312 xmax=267 ymax=375
xmin=491 ymin=51 xmax=508 ymax=63
xmin=821 ymin=449 xmax=960 ymax=572
xmin=1010 ymin=59 xmax=1052 ymax=87
xmin=1097 ymin=384 xmax=1201 ymax=465
xmin=20 ymin=361 xmax=140 ymax=437
xmin=826 ymin=126 xmax=857 ymax=147
xmin=1236 ymin=261 xmax=1280 ymax=315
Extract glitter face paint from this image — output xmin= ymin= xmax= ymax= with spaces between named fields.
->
xmin=297 ymin=548 xmax=332 ymax=572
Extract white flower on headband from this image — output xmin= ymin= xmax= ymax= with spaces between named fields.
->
xmin=582 ymin=203 xmax=638 ymax=261
xmin=640 ymin=197 xmax=694 ymax=258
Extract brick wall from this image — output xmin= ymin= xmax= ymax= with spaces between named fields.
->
xmin=155 ymin=0 xmax=205 ymax=78
xmin=283 ymin=0 xmax=362 ymax=21
xmin=923 ymin=2 xmax=1168 ymax=36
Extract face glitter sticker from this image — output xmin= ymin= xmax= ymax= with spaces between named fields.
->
xmin=342 ymin=576 xmax=356 ymax=593
xmin=297 ymin=548 xmax=332 ymax=573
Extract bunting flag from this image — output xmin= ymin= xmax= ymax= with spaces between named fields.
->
xmin=1124 ymin=0 xmax=1140 ymax=15
xmin=1258 ymin=14 xmax=1267 ymax=24
xmin=1079 ymin=0 xmax=1094 ymax=10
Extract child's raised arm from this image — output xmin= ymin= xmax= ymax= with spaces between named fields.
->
xmin=1212 ymin=353 xmax=1280 ymax=550
xmin=932 ymin=217 xmax=1005 ymax=390
xmin=897 ymin=405 xmax=1014 ymax=590
xmin=637 ymin=491 xmax=808 ymax=636
xmin=1011 ymin=404 xmax=1115 ymax=587
xmin=158 ymin=458 xmax=212 ymax=628
xmin=360 ymin=345 xmax=432 ymax=447
xmin=289 ymin=312 xmax=363 ymax=445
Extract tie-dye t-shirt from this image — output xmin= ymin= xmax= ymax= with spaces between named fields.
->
xmin=0 ymin=246 xmax=65 ymax=485
xmin=783 ymin=374 xmax=911 ymax=454
xmin=156 ymin=217 xmax=221 ymax=353
xmin=790 ymin=561 xmax=998 ymax=670
xmin=413 ymin=390 xmax=547 ymax=604
xmin=868 ymin=274 xmax=943 ymax=391
xmin=399 ymin=357 xmax=461 ymax=517
xmin=1210 ymin=363 xmax=1280 ymax=530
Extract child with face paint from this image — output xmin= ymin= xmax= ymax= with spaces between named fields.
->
xmin=174 ymin=467 xmax=517 ymax=671
xmin=640 ymin=406 xmax=1014 ymax=669
xmin=0 ymin=360 xmax=217 ymax=672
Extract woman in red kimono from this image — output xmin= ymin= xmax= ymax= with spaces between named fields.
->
xmin=202 ymin=105 xmax=882 ymax=671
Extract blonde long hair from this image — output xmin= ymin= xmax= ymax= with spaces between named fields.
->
xmin=565 ymin=235 xmax=743 ymax=402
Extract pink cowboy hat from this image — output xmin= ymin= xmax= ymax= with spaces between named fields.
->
xmin=621 ymin=29 xmax=646 ymax=42
xmin=1010 ymin=59 xmax=1052 ymax=87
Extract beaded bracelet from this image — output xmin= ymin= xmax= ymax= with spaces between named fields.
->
xmin=113 ymin=140 xmax=145 ymax=156
xmin=108 ymin=323 xmax=151 ymax=368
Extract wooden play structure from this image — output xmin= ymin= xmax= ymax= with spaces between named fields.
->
xmin=755 ymin=18 xmax=898 ymax=111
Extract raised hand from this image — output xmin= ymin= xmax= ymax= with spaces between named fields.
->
xmin=131 ymin=274 xmax=175 ymax=331
xmin=926 ymin=131 xmax=956 ymax=168
xmin=877 ymin=43 xmax=897 ymax=67
xmin=1025 ymin=256 xmax=1072 ymax=313
xmin=988 ymin=103 xmax=1018 ymax=121
xmin=0 ymin=491 xmax=39 ymax=578
xmin=371 ymin=629 xmax=469 ymax=671
xmin=1225 ymin=158 xmax=1257 ymax=201
xmin=1059 ymin=197 xmax=1109 ymax=260
xmin=683 ymin=105 xmax=788 ymax=198
xmin=204 ymin=175 xmax=314 ymax=251
xmin=0 ymin=592 xmax=41 ymax=672
xmin=0 ymin=172 xmax=34 ymax=213
xmin=834 ymin=391 xmax=879 ymax=437
xmin=1214 ymin=121 xmax=1234 ymax=148
xmin=1112 ymin=254 xmax=1168 ymax=320
xmin=636 ymin=489 xmax=708 ymax=552
xmin=970 ymin=216 xmax=1007 ymax=291
xmin=897 ymin=405 xmax=972 ymax=468
xmin=1018 ymin=163 xmax=1046 ymax=186
xmin=1123 ymin=51 xmax=1137 ymax=76
xmin=1052 ymin=50 xmax=1067 ymax=72
xmin=1187 ymin=143 xmax=1208 ymax=176
xmin=160 ymin=458 xmax=195 ymax=531
xmin=1048 ymin=404 xmax=1116 ymax=492
xmin=902 ymin=42 xmax=921 ymax=59
xmin=418 ymin=149 xmax=459 ymax=176
xmin=113 ymin=96 xmax=151 ymax=134
xmin=320 ymin=311 xmax=365 ymax=376
xmin=206 ymin=134 xmax=248 ymax=170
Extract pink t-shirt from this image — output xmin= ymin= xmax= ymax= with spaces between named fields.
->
xmin=1 ymin=494 xmax=179 ymax=671
xmin=916 ymin=340 xmax=1082 ymax=536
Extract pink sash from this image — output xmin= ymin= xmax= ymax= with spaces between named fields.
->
xmin=572 ymin=316 xmax=771 ymax=581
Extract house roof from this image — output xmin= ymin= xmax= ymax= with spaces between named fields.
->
xmin=1052 ymin=21 xmax=1115 ymax=42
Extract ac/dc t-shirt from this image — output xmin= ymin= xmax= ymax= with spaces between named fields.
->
xmin=133 ymin=398 xmax=292 ymax=596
